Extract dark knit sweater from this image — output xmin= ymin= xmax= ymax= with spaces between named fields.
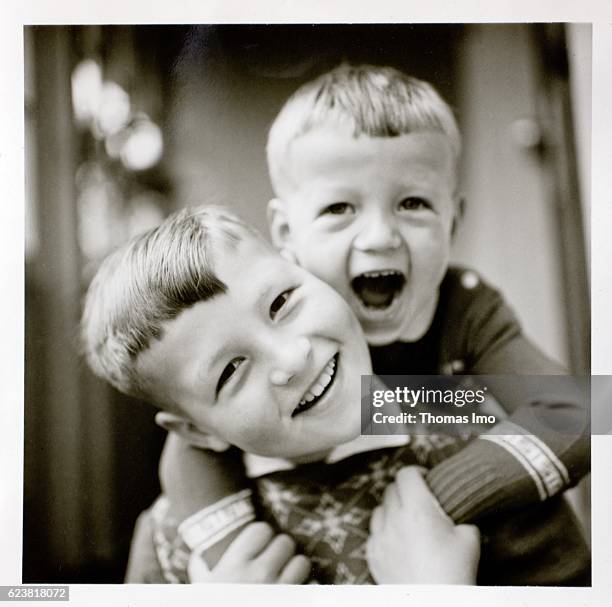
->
xmin=373 ymin=267 xmax=589 ymax=522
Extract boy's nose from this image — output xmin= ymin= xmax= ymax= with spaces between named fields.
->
xmin=269 ymin=336 xmax=312 ymax=386
xmin=354 ymin=214 xmax=401 ymax=252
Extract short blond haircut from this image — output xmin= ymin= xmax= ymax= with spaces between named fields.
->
xmin=81 ymin=205 xmax=268 ymax=403
xmin=267 ymin=64 xmax=461 ymax=195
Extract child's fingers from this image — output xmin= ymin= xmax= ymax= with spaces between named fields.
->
xmin=369 ymin=505 xmax=384 ymax=535
xmin=455 ymin=523 xmax=481 ymax=546
xmin=394 ymin=466 xmax=426 ymax=502
xmin=277 ymin=554 xmax=312 ymax=584
xmin=394 ymin=466 xmax=450 ymax=519
xmin=257 ymin=534 xmax=298 ymax=575
xmin=187 ymin=549 xmax=212 ymax=583
xmin=381 ymin=467 xmax=427 ymax=514
xmin=223 ymin=522 xmax=275 ymax=562
xmin=381 ymin=480 xmax=401 ymax=514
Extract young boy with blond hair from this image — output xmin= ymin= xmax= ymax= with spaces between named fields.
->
xmin=115 ymin=65 xmax=589 ymax=583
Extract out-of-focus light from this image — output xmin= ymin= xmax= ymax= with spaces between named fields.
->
xmin=76 ymin=162 xmax=124 ymax=260
xmin=95 ymin=82 xmax=131 ymax=138
xmin=71 ymin=59 xmax=103 ymax=124
xmin=510 ymin=117 xmax=543 ymax=150
xmin=120 ymin=119 xmax=163 ymax=171
xmin=104 ymin=130 xmax=129 ymax=159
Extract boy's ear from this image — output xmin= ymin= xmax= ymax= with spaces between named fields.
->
xmin=267 ymin=198 xmax=292 ymax=250
xmin=451 ymin=194 xmax=466 ymax=238
xmin=155 ymin=411 xmax=223 ymax=450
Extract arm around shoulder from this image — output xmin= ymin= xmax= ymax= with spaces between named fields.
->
xmin=428 ymin=271 xmax=589 ymax=522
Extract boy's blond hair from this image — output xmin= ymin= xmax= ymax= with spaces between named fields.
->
xmin=81 ymin=205 xmax=267 ymax=403
xmin=267 ymin=64 xmax=461 ymax=195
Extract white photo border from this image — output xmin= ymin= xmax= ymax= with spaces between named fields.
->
xmin=2 ymin=2 xmax=611 ymax=606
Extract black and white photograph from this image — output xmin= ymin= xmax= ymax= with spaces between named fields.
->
xmin=2 ymin=4 xmax=612 ymax=607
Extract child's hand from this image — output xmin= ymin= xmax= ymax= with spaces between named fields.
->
xmin=366 ymin=467 xmax=480 ymax=585
xmin=188 ymin=522 xmax=311 ymax=584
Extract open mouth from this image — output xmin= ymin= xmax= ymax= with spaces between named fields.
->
xmin=351 ymin=270 xmax=406 ymax=310
xmin=292 ymin=353 xmax=339 ymax=417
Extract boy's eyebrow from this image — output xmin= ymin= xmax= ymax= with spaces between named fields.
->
xmin=193 ymin=348 xmax=224 ymax=401
xmin=254 ymin=268 xmax=282 ymax=309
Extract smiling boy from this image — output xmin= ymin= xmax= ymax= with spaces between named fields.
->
xmin=267 ymin=122 xmax=458 ymax=347
xmin=134 ymin=217 xmax=371 ymax=461
xmin=83 ymin=205 xmax=371 ymax=457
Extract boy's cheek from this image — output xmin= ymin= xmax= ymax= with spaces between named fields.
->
xmin=411 ymin=235 xmax=451 ymax=270
xmin=298 ymin=254 xmax=345 ymax=289
xmin=220 ymin=416 xmax=281 ymax=453
xmin=297 ymin=234 xmax=350 ymax=268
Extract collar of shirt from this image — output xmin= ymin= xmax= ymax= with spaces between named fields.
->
xmin=243 ymin=433 xmax=411 ymax=479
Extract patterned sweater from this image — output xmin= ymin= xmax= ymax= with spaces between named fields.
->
xmin=147 ymin=433 xmax=590 ymax=585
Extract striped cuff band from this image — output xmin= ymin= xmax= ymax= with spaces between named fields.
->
xmin=178 ymin=489 xmax=256 ymax=553
xmin=480 ymin=422 xmax=570 ymax=500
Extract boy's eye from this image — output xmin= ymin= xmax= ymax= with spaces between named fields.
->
xmin=216 ymin=357 xmax=245 ymax=394
xmin=270 ymin=288 xmax=294 ymax=320
xmin=398 ymin=197 xmax=431 ymax=211
xmin=322 ymin=202 xmax=353 ymax=216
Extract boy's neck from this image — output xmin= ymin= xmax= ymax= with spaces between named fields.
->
xmin=398 ymin=288 xmax=440 ymax=343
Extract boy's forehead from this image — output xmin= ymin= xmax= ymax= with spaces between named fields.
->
xmin=284 ymin=128 xmax=457 ymax=189
xmin=214 ymin=239 xmax=300 ymax=305
xmin=214 ymin=231 xmax=275 ymax=270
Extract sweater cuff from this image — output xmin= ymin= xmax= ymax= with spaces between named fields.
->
xmin=425 ymin=436 xmax=545 ymax=523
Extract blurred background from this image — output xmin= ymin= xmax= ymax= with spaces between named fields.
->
xmin=24 ymin=24 xmax=591 ymax=582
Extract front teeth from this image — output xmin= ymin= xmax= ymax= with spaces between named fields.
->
xmin=299 ymin=357 xmax=336 ymax=406
xmin=361 ymin=270 xmax=400 ymax=278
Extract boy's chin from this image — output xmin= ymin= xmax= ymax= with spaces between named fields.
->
xmin=360 ymin=320 xmax=407 ymax=346
xmin=359 ymin=297 xmax=437 ymax=345
xmin=292 ymin=433 xmax=361 ymax=463
xmin=349 ymin=292 xmax=410 ymax=345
